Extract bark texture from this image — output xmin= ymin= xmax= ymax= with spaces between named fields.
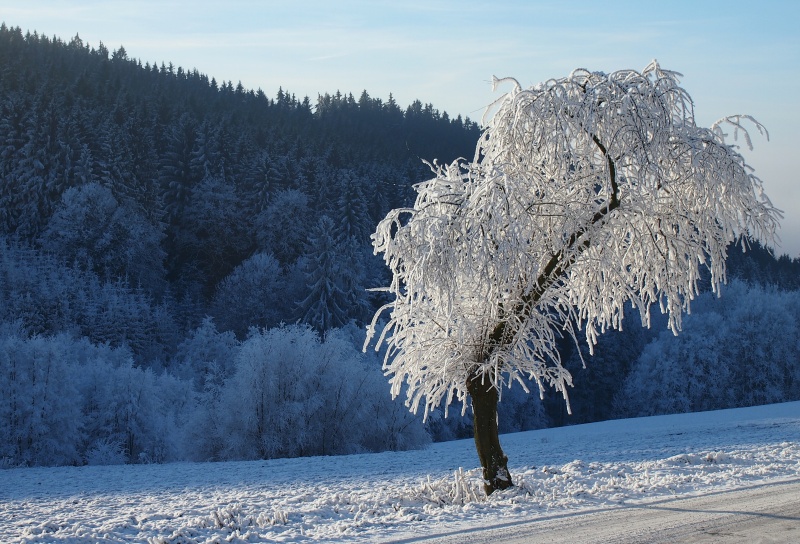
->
xmin=467 ymin=374 xmax=512 ymax=495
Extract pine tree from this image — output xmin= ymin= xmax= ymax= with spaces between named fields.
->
xmin=298 ymin=216 xmax=351 ymax=332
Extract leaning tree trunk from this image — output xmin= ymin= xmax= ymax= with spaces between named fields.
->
xmin=467 ymin=373 xmax=512 ymax=495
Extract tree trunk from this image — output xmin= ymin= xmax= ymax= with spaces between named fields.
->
xmin=467 ymin=374 xmax=512 ymax=495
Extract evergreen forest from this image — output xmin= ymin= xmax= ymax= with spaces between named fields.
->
xmin=1 ymin=24 xmax=799 ymax=467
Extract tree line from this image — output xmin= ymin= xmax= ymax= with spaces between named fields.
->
xmin=0 ymin=23 xmax=481 ymax=308
xmin=1 ymin=25 xmax=799 ymax=468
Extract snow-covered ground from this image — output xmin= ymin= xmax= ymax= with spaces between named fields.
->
xmin=2 ymin=402 xmax=799 ymax=543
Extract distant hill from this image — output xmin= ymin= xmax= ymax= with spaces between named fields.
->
xmin=0 ymin=22 xmax=481 ymax=306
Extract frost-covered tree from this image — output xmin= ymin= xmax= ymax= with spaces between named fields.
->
xmin=210 ymin=252 xmax=286 ymax=337
xmin=255 ymin=188 xmax=311 ymax=265
xmin=174 ymin=317 xmax=239 ymax=461
xmin=364 ymin=62 xmax=780 ymax=494
xmin=0 ymin=329 xmax=83 ymax=466
xmin=298 ymin=216 xmax=370 ymax=332
xmin=0 ymin=237 xmax=179 ymax=364
xmin=178 ymin=173 xmax=252 ymax=291
xmin=39 ymin=182 xmax=166 ymax=294
xmin=174 ymin=317 xmax=239 ymax=386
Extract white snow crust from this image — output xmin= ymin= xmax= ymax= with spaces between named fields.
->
xmin=2 ymin=401 xmax=798 ymax=543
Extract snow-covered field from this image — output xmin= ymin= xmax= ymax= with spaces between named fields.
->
xmin=2 ymin=402 xmax=799 ymax=543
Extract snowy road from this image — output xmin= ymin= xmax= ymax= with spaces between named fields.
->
xmin=400 ymin=478 xmax=800 ymax=543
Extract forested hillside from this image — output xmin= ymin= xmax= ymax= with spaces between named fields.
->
xmin=1 ymin=24 xmax=799 ymax=468
xmin=0 ymin=23 xmax=480 ymax=311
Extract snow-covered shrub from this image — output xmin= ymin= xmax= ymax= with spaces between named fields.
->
xmin=84 ymin=437 xmax=127 ymax=466
xmin=217 ymin=324 xmax=428 ymax=461
xmin=617 ymin=281 xmax=800 ymax=416
xmin=79 ymin=356 xmax=191 ymax=464
xmin=173 ymin=316 xmax=239 ymax=389
xmin=0 ymin=327 xmax=193 ymax=466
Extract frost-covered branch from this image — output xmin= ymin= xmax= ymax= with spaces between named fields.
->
xmin=365 ymin=61 xmax=781 ymax=422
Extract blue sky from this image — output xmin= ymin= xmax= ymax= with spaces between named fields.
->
xmin=3 ymin=0 xmax=799 ymax=255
